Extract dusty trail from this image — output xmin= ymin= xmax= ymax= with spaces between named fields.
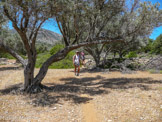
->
xmin=81 ymin=94 xmax=100 ymax=122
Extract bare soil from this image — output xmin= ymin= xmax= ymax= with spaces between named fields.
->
xmin=0 ymin=64 xmax=162 ymax=122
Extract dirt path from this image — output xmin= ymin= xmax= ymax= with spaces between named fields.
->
xmin=81 ymin=94 xmax=100 ymax=122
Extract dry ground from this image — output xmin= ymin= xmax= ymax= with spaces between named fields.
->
xmin=0 ymin=64 xmax=162 ymax=122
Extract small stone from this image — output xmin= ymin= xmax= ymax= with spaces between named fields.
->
xmin=140 ymin=117 xmax=144 ymax=120
xmin=52 ymin=107 xmax=57 ymax=110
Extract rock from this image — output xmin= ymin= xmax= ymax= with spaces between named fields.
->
xmin=140 ymin=117 xmax=144 ymax=120
xmin=0 ymin=58 xmax=7 ymax=62
xmin=52 ymin=107 xmax=57 ymax=110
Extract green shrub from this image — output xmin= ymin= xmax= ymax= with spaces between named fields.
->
xmin=126 ymin=51 xmax=137 ymax=59
xmin=50 ymin=51 xmax=75 ymax=69
xmin=152 ymin=34 xmax=162 ymax=54
xmin=36 ymin=50 xmax=75 ymax=69
xmin=50 ymin=44 xmax=64 ymax=55
xmin=127 ymin=62 xmax=139 ymax=70
xmin=0 ymin=52 xmax=15 ymax=59
xmin=35 ymin=52 xmax=51 ymax=68
xmin=148 ymin=69 xmax=155 ymax=74
xmin=36 ymin=42 xmax=50 ymax=54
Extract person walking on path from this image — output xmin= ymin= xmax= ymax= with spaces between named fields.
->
xmin=80 ymin=51 xmax=85 ymax=67
xmin=73 ymin=51 xmax=81 ymax=76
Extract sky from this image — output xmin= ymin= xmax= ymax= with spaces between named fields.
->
xmin=8 ymin=0 xmax=162 ymax=40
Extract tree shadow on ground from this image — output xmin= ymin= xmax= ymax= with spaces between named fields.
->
xmin=60 ymin=76 xmax=162 ymax=91
xmin=0 ymin=66 xmax=23 ymax=71
xmin=0 ymin=75 xmax=161 ymax=107
xmin=95 ymin=78 xmax=162 ymax=90
xmin=0 ymin=83 xmax=23 ymax=94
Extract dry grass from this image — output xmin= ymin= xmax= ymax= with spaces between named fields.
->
xmin=0 ymin=64 xmax=162 ymax=122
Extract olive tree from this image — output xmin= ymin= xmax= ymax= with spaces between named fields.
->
xmin=85 ymin=0 xmax=161 ymax=66
xmin=0 ymin=0 xmax=56 ymax=92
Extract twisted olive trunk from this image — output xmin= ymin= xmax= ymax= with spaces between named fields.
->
xmin=24 ymin=47 xmax=70 ymax=93
xmin=24 ymin=59 xmax=36 ymax=91
xmin=93 ymin=55 xmax=101 ymax=67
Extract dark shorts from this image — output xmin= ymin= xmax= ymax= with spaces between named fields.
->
xmin=74 ymin=62 xmax=80 ymax=67
xmin=81 ymin=56 xmax=85 ymax=61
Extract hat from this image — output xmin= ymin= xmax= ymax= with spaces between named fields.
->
xmin=76 ymin=51 xmax=79 ymax=53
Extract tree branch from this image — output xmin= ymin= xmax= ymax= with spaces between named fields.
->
xmin=0 ymin=39 xmax=27 ymax=67
xmin=32 ymin=37 xmax=123 ymax=86
xmin=3 ymin=6 xmax=31 ymax=56
xmin=56 ymin=17 xmax=69 ymax=46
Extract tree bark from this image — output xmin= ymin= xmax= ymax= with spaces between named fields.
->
xmin=24 ymin=57 xmax=36 ymax=92
xmin=94 ymin=56 xmax=100 ymax=67
xmin=102 ymin=47 xmax=112 ymax=66
xmin=23 ymin=47 xmax=37 ymax=92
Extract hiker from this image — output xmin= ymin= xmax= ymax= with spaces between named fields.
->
xmin=73 ymin=51 xmax=81 ymax=76
xmin=80 ymin=51 xmax=85 ymax=66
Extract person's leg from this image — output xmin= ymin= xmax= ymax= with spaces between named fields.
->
xmin=83 ymin=60 xmax=85 ymax=67
xmin=74 ymin=65 xmax=77 ymax=75
xmin=77 ymin=66 xmax=80 ymax=76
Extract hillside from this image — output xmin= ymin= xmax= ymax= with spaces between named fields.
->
xmin=36 ymin=29 xmax=62 ymax=45
xmin=10 ymin=29 xmax=62 ymax=45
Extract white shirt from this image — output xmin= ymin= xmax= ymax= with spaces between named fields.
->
xmin=74 ymin=54 xmax=80 ymax=64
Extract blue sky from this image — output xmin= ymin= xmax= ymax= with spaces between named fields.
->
xmin=9 ymin=0 xmax=162 ymax=40
xmin=42 ymin=19 xmax=61 ymax=35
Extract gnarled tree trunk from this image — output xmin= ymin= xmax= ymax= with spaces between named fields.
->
xmin=24 ymin=59 xmax=36 ymax=92
xmin=93 ymin=55 xmax=101 ymax=67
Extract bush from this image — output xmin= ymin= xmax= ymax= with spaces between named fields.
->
xmin=148 ymin=69 xmax=155 ymax=74
xmin=36 ymin=50 xmax=75 ymax=69
xmin=126 ymin=62 xmax=139 ymax=70
xmin=148 ymin=69 xmax=162 ymax=74
xmin=50 ymin=44 xmax=64 ymax=55
xmin=0 ymin=52 xmax=15 ymax=59
xmin=152 ymin=34 xmax=162 ymax=54
xmin=36 ymin=44 xmax=47 ymax=54
xmin=160 ymin=70 xmax=162 ymax=74
xmin=126 ymin=51 xmax=137 ymax=59
xmin=35 ymin=52 xmax=51 ymax=68
xmin=50 ymin=51 xmax=75 ymax=69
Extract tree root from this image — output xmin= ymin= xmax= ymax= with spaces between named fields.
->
xmin=24 ymin=83 xmax=48 ymax=94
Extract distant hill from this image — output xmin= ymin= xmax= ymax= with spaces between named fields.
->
xmin=11 ymin=29 xmax=62 ymax=45
xmin=36 ymin=29 xmax=62 ymax=45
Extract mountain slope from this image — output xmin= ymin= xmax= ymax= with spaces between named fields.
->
xmin=11 ymin=29 xmax=62 ymax=45
xmin=37 ymin=29 xmax=62 ymax=45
